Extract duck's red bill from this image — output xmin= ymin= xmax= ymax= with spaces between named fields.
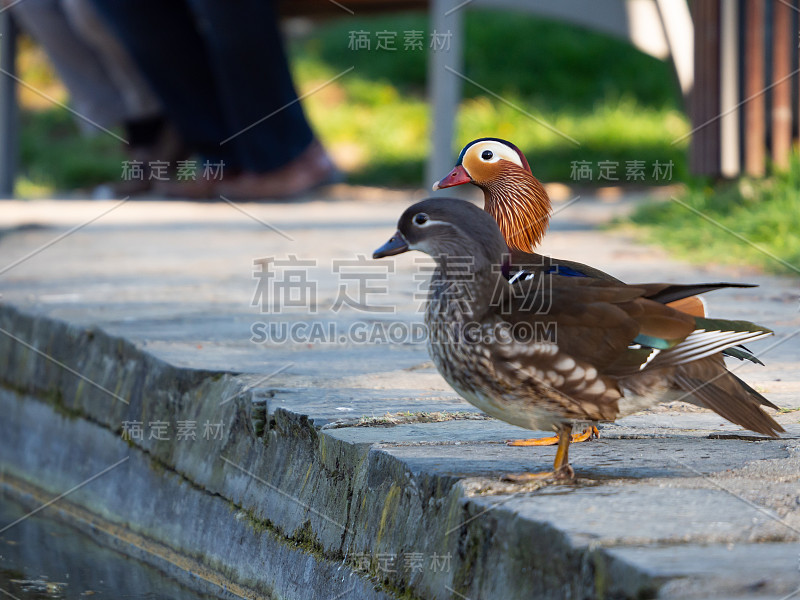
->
xmin=433 ymin=165 xmax=471 ymax=190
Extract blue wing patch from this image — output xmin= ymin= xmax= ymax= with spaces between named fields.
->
xmin=507 ymin=265 xmax=591 ymax=283
xmin=545 ymin=265 xmax=590 ymax=278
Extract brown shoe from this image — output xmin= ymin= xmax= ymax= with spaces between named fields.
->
xmin=218 ymin=141 xmax=341 ymax=200
xmin=99 ymin=123 xmax=190 ymax=198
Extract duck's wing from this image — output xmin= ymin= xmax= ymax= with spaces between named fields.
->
xmin=505 ymin=259 xmax=764 ymax=363
xmin=498 ymin=276 xmax=685 ymax=360
xmin=499 ymin=275 xmax=770 ymax=375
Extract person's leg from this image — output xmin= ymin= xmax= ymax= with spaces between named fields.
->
xmin=185 ymin=0 xmax=314 ymax=173
xmin=63 ymin=0 xmax=186 ymax=195
xmin=10 ymin=0 xmax=126 ymax=132
xmin=86 ymin=0 xmax=240 ymax=168
xmin=62 ymin=0 xmax=161 ymax=121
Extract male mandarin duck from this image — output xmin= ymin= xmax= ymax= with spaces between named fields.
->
xmin=432 ymin=138 xmax=767 ymax=327
xmin=434 ymin=138 xmax=754 ymax=296
xmin=433 ymin=138 xmax=614 ymax=279
xmin=433 ymin=138 xmax=766 ymax=445
xmin=373 ymin=199 xmax=783 ymax=479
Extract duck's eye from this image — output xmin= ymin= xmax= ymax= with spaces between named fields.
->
xmin=481 ymin=150 xmax=493 ymax=160
xmin=413 ymin=213 xmax=429 ymax=226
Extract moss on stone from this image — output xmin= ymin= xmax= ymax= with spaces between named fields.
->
xmin=291 ymin=520 xmax=326 ymax=558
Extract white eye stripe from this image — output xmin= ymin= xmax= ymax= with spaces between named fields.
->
xmin=411 ymin=217 xmax=452 ymax=230
xmin=469 ymin=141 xmax=523 ymax=168
xmin=413 ymin=211 xmax=457 ymax=228
xmin=421 ymin=218 xmax=451 ymax=228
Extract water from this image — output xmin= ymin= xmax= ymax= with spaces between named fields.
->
xmin=0 ymin=493 xmax=222 ymax=600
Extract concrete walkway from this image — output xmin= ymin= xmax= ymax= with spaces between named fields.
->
xmin=0 ymin=187 xmax=798 ymax=599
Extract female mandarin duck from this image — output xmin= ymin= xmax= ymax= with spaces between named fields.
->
xmin=373 ymin=199 xmax=783 ymax=479
xmin=433 ymin=138 xmax=767 ymax=445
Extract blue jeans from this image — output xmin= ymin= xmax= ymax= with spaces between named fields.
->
xmin=88 ymin=0 xmax=315 ymax=172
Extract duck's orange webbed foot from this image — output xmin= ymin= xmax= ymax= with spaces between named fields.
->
xmin=502 ymin=424 xmax=578 ymax=482
xmin=506 ymin=426 xmax=599 ymax=447
xmin=502 ymin=465 xmax=575 ymax=482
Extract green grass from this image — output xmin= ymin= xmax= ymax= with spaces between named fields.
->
xmin=20 ymin=109 xmax=125 ymax=193
xmin=627 ymin=161 xmax=800 ymax=276
xmin=298 ymin=11 xmax=681 ymax=110
xmin=15 ymin=10 xmax=688 ymax=194
xmin=291 ymin=10 xmax=689 ymax=185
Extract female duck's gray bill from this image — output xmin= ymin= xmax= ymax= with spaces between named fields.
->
xmin=373 ymin=231 xmax=409 ymax=259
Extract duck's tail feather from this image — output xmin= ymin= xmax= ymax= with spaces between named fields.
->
xmin=673 ymin=356 xmax=783 ymax=437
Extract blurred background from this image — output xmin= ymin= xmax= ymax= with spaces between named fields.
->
xmin=1 ymin=0 xmax=798 ymax=274
xmin=6 ymin=7 xmax=690 ymax=191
